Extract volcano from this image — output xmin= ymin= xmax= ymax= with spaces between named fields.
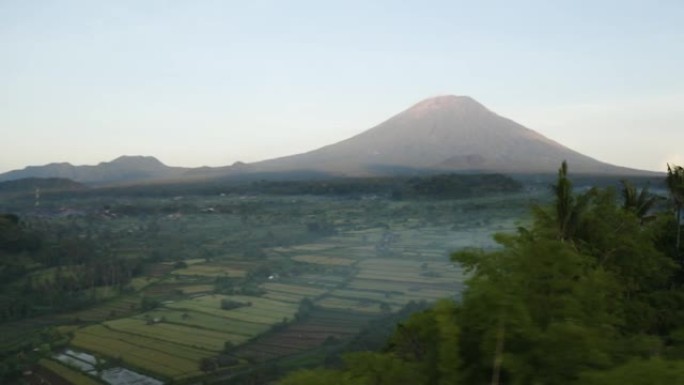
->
xmin=246 ymin=95 xmax=638 ymax=175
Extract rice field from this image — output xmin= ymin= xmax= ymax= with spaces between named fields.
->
xmin=71 ymin=325 xmax=210 ymax=379
xmin=287 ymin=243 xmax=342 ymax=252
xmin=47 ymin=195 xmax=511 ymax=383
xmin=57 ymin=296 xmax=141 ymax=322
xmin=234 ymin=309 xmax=376 ymax=362
xmin=104 ymin=318 xmax=248 ymax=350
xmin=166 ymin=294 xmax=298 ymax=325
xmin=54 ymin=224 xmax=469 ymax=383
xmin=133 ymin=309 xmax=268 ymax=336
xmin=291 ymin=255 xmax=356 ymax=266
xmin=179 ymin=284 xmax=215 ymax=295
xmin=262 ymin=282 xmax=327 ymax=297
xmin=172 ymin=263 xmax=247 ymax=277
xmin=126 ymin=277 xmax=160 ymax=291
xmin=328 ymin=289 xmax=409 ymax=305
xmin=262 ymin=291 xmax=305 ymax=303
xmin=315 ymin=297 xmax=388 ymax=314
xmin=162 ymin=258 xmax=206 ymax=266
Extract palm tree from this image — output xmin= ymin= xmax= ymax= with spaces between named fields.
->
xmin=551 ymin=161 xmax=591 ymax=242
xmin=620 ymin=180 xmax=660 ymax=224
xmin=666 ymin=164 xmax=684 ymax=255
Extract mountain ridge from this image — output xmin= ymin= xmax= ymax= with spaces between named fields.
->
xmin=0 ymin=155 xmax=189 ymax=185
xmin=0 ymin=96 xmax=656 ymax=185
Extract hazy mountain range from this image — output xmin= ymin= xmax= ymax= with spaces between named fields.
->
xmin=0 ymin=96 xmax=651 ymax=185
xmin=0 ymin=155 xmax=188 ymax=185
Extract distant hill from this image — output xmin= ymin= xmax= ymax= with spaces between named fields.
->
xmin=245 ymin=95 xmax=648 ymax=176
xmin=0 ymin=156 xmax=188 ymax=185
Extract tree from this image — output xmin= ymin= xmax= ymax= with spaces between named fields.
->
xmin=344 ymin=352 xmax=427 ymax=385
xmin=280 ymin=368 xmax=352 ymax=385
xmin=666 ymin=164 xmax=684 ymax=255
xmin=620 ymin=180 xmax=660 ymax=223
xmin=141 ymin=296 xmax=160 ymax=311
xmin=533 ymin=161 xmax=592 ymax=243
xmin=453 ymin=235 xmax=620 ymax=385
xmin=221 ymin=298 xmax=246 ymax=310
xmin=296 ymin=297 xmax=315 ymax=320
xmin=579 ymin=358 xmax=684 ymax=385
xmin=199 ymin=357 xmax=217 ymax=373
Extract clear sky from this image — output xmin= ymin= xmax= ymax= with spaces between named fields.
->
xmin=2 ymin=0 xmax=682 ymax=173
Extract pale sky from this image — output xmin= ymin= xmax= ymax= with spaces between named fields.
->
xmin=1 ymin=0 xmax=683 ymax=173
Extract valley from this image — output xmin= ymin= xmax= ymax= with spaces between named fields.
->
xmin=0 ymin=179 xmax=536 ymax=384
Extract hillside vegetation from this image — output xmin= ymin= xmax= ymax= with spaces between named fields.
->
xmin=280 ymin=163 xmax=684 ymax=385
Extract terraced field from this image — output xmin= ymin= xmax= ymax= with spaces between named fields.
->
xmin=234 ymin=309 xmax=376 ymax=362
xmin=327 ymin=288 xmax=410 ymax=305
xmin=132 ymin=309 xmax=268 ymax=336
xmin=261 ymin=291 xmax=305 ymax=303
xmin=315 ymin=297 xmax=390 ymax=314
xmin=104 ymin=318 xmax=248 ymax=350
xmin=37 ymin=194 xmax=522 ymax=384
xmin=262 ymin=282 xmax=327 ymax=296
xmin=56 ymin=296 xmax=141 ymax=322
xmin=172 ymin=263 xmax=247 ymax=278
xmin=54 ymin=227 xmax=468 ymax=383
xmin=71 ymin=325 xmax=210 ymax=379
xmin=291 ymin=255 xmax=356 ymax=266
xmin=166 ymin=294 xmax=299 ymax=324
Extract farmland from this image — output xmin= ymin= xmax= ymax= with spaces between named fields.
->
xmin=0 ymin=185 xmax=537 ymax=384
xmin=71 ymin=325 xmax=210 ymax=379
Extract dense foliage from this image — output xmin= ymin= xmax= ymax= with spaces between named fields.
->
xmin=0 ymin=178 xmax=85 ymax=195
xmin=0 ymin=215 xmax=141 ymax=322
xmin=280 ymin=163 xmax=684 ymax=385
xmin=0 ymin=173 xmax=521 ymax=203
xmin=245 ymin=173 xmax=521 ymax=199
